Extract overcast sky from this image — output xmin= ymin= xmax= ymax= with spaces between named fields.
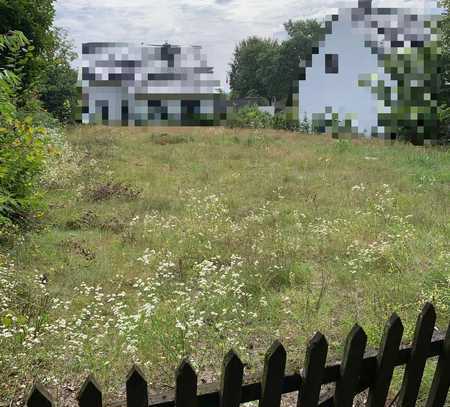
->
xmin=55 ymin=0 xmax=440 ymax=91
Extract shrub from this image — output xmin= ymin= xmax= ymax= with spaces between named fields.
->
xmin=227 ymin=105 xmax=312 ymax=133
xmin=271 ymin=111 xmax=312 ymax=132
xmin=0 ymin=118 xmax=50 ymax=224
xmin=271 ymin=112 xmax=297 ymax=131
xmin=226 ymin=105 xmax=273 ymax=129
xmin=0 ymin=32 xmax=54 ymax=228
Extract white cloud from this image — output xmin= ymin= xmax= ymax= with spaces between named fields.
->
xmin=55 ymin=0 xmax=440 ymax=91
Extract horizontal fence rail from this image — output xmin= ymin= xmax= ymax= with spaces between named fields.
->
xmin=25 ymin=303 xmax=450 ymax=407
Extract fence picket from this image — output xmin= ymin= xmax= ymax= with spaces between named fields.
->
xmin=333 ymin=324 xmax=367 ymax=407
xmin=26 ymin=382 xmax=53 ymax=407
xmin=398 ymin=302 xmax=436 ymax=407
xmin=259 ymin=340 xmax=287 ymax=407
xmin=220 ymin=349 xmax=244 ymax=407
xmin=127 ymin=364 xmax=149 ymax=407
xmin=175 ymin=359 xmax=198 ymax=407
xmin=78 ymin=374 xmax=103 ymax=407
xmin=367 ymin=313 xmax=404 ymax=407
xmin=425 ymin=322 xmax=450 ymax=407
xmin=297 ymin=332 xmax=328 ymax=407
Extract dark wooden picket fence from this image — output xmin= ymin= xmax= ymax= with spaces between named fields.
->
xmin=26 ymin=303 xmax=450 ymax=407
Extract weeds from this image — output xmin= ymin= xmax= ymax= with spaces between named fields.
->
xmin=0 ymin=127 xmax=449 ymax=405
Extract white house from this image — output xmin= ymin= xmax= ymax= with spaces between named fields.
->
xmin=297 ymin=0 xmax=441 ymax=142
xmin=79 ymin=43 xmax=225 ymax=126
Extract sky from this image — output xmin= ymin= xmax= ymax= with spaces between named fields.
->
xmin=55 ymin=0 xmax=440 ymax=91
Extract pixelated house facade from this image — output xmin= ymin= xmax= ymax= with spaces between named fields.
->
xmin=79 ymin=43 xmax=225 ymax=125
xmin=298 ymin=0 xmax=440 ymax=142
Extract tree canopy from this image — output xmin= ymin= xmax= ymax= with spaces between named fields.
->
xmin=228 ymin=19 xmax=325 ymax=105
xmin=0 ymin=0 xmax=78 ymax=122
xmin=229 ymin=36 xmax=281 ymax=104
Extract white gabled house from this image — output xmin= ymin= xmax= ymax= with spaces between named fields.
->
xmin=297 ymin=0 xmax=441 ymax=143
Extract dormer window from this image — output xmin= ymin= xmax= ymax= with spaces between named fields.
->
xmin=325 ymin=54 xmax=339 ymax=74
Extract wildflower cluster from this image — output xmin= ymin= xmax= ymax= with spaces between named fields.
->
xmin=345 ymin=184 xmax=416 ymax=274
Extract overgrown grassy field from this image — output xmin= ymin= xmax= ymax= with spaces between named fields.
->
xmin=1 ymin=126 xmax=450 ymax=405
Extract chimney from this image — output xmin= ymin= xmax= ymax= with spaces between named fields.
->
xmin=358 ymin=0 xmax=372 ymax=12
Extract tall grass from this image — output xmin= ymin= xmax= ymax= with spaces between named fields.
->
xmin=1 ymin=126 xmax=449 ymax=405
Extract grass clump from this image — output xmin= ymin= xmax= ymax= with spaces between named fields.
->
xmin=150 ymin=132 xmax=193 ymax=145
xmin=85 ymin=181 xmax=142 ymax=202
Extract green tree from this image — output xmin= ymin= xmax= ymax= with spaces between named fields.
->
xmin=229 ymin=37 xmax=281 ymax=104
xmin=228 ymin=20 xmax=325 ymax=106
xmin=0 ymin=1 xmax=79 ymax=122
xmin=0 ymin=0 xmax=56 ymax=104
xmin=40 ymin=28 xmax=78 ymax=123
xmin=278 ymin=19 xmax=325 ymax=101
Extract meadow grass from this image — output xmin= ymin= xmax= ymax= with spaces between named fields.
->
xmin=1 ymin=126 xmax=449 ymax=405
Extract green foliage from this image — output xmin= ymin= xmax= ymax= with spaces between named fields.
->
xmin=227 ymin=105 xmax=312 ymax=132
xmin=228 ymin=20 xmax=325 ymax=105
xmin=439 ymin=0 xmax=450 ymax=104
xmin=359 ymin=23 xmax=441 ymax=144
xmin=226 ymin=105 xmax=274 ymax=129
xmin=0 ymin=0 xmax=56 ymax=105
xmin=278 ymin=19 xmax=325 ymax=99
xmin=229 ymin=37 xmax=281 ymax=104
xmin=0 ymin=32 xmax=52 ymax=229
xmin=0 ymin=116 xmax=51 ymax=227
xmin=271 ymin=111 xmax=302 ymax=131
xmin=438 ymin=103 xmax=450 ymax=140
xmin=0 ymin=1 xmax=78 ymax=123
xmin=0 ymin=31 xmax=29 ymax=120
xmin=39 ymin=28 xmax=78 ymax=123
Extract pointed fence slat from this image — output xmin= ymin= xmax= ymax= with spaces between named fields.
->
xmin=297 ymin=332 xmax=328 ymax=407
xmin=78 ymin=374 xmax=103 ymax=407
xmin=127 ymin=364 xmax=149 ymax=407
xmin=175 ymin=359 xmax=198 ymax=407
xmin=333 ymin=324 xmax=367 ymax=407
xmin=425 ymin=322 xmax=450 ymax=407
xmin=398 ymin=302 xmax=436 ymax=407
xmin=220 ymin=350 xmax=244 ymax=407
xmin=367 ymin=313 xmax=404 ymax=407
xmin=26 ymin=382 xmax=53 ymax=407
xmin=259 ymin=340 xmax=287 ymax=407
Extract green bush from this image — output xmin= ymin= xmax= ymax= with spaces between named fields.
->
xmin=227 ymin=105 xmax=312 ymax=133
xmin=0 ymin=117 xmax=51 ymax=225
xmin=0 ymin=32 xmax=53 ymax=230
xmin=271 ymin=111 xmax=298 ymax=131
xmin=226 ymin=105 xmax=273 ymax=129
xmin=272 ymin=111 xmax=312 ymax=132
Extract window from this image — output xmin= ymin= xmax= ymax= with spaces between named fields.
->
xmin=325 ymin=54 xmax=339 ymax=74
